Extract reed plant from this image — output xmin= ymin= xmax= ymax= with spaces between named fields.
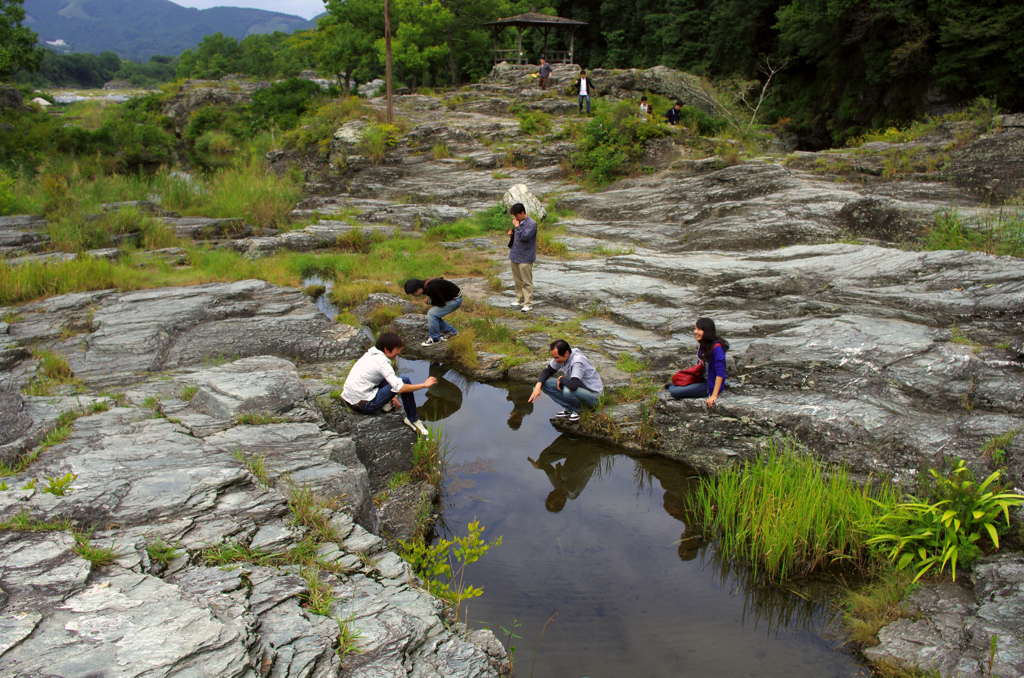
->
xmin=688 ymin=438 xmax=899 ymax=580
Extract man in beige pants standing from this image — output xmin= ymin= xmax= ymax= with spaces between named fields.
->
xmin=507 ymin=202 xmax=537 ymax=312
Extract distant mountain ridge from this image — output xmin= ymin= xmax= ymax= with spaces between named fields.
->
xmin=23 ymin=0 xmax=317 ymax=61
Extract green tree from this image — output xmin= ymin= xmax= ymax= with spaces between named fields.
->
xmin=318 ymin=0 xmax=382 ymax=89
xmin=176 ymin=33 xmax=243 ymax=79
xmin=0 ymin=0 xmax=44 ymax=79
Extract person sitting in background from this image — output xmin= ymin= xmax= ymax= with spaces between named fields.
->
xmin=404 ymin=277 xmax=461 ymax=346
xmin=665 ymin=100 xmax=683 ymax=126
xmin=340 ymin=331 xmax=436 ymax=436
xmin=528 ymin=339 xmax=604 ymax=422
xmin=669 ymin=317 xmax=728 ymax=407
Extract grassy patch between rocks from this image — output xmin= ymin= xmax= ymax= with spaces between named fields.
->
xmin=687 ymin=438 xmax=900 ymax=580
xmin=920 ymin=203 xmax=1024 ymax=258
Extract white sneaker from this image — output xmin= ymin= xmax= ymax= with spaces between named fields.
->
xmin=414 ymin=420 xmax=430 ymax=437
xmin=521 ymin=305 xmax=533 ymax=312
xmin=421 ymin=337 xmax=442 ymax=346
xmin=402 ymin=417 xmax=417 ymax=432
xmin=510 ymin=301 xmax=522 ymax=307
xmin=382 ymin=403 xmax=393 ymax=412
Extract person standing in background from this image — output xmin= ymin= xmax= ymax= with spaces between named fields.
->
xmin=575 ymin=70 xmax=593 ymax=114
xmin=538 ymin=57 xmax=552 ymax=90
xmin=507 ymin=202 xmax=537 ymax=312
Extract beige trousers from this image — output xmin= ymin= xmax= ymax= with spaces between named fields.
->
xmin=510 ymin=262 xmax=534 ymax=305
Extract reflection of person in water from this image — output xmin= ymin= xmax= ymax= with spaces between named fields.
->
xmin=505 ymin=384 xmax=535 ymax=430
xmin=527 ymin=436 xmax=601 ymax=512
xmin=419 ymin=363 xmax=464 ymax=421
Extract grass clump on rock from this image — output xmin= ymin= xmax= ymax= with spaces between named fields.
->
xmin=688 ymin=438 xmax=899 ymax=580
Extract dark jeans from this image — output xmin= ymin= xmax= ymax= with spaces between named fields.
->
xmin=668 ymin=382 xmax=708 ymax=399
xmin=541 ymin=377 xmax=600 ymax=413
xmin=579 ymin=94 xmax=590 ymax=113
xmin=355 ymin=376 xmax=419 ymax=422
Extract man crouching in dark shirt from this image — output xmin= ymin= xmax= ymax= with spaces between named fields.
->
xmin=404 ymin=277 xmax=462 ymax=346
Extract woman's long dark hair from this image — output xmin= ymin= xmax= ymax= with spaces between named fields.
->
xmin=696 ymin=317 xmax=728 ymax=361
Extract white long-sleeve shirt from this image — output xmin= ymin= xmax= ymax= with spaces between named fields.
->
xmin=341 ymin=347 xmax=404 ymax=405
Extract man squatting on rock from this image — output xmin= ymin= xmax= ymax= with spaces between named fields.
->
xmin=341 ymin=331 xmax=435 ymax=437
xmin=404 ymin=277 xmax=462 ymax=346
xmin=507 ymin=202 xmax=537 ymax=312
xmin=528 ymin=339 xmax=604 ymax=422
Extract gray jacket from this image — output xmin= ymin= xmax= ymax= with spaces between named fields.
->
xmin=509 ymin=216 xmax=537 ymax=264
xmin=549 ymin=349 xmax=604 ymax=395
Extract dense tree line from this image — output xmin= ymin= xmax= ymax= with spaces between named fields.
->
xmin=5 ymin=0 xmax=1022 ymax=147
xmin=551 ymin=0 xmax=1024 ymax=144
xmin=176 ymin=31 xmax=317 ymax=80
xmin=13 ymin=50 xmax=178 ymax=88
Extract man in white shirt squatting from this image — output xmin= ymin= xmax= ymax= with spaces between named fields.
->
xmin=341 ymin=332 xmax=436 ymax=437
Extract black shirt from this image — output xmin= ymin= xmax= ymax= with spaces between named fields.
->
xmin=423 ymin=278 xmax=461 ymax=307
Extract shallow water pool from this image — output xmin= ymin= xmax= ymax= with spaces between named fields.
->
xmin=398 ymin=359 xmax=870 ymax=678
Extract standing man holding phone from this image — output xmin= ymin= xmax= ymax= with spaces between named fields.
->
xmin=507 ymin=202 xmax=537 ymax=312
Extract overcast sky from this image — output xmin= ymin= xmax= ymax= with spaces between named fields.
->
xmin=170 ymin=0 xmax=327 ymax=20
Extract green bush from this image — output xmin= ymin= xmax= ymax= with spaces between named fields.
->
xmin=249 ymin=78 xmax=326 ymax=133
xmin=516 ymin=109 xmax=552 ymax=136
xmin=359 ymin=123 xmax=402 ymax=164
xmin=572 ymin=100 xmax=671 ymax=187
xmin=867 ymin=459 xmax=1024 ymax=582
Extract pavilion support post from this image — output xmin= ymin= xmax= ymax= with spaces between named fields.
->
xmin=541 ymin=27 xmax=548 ymax=57
xmin=569 ymin=27 xmax=575 ymax=66
xmin=516 ymin=26 xmax=523 ymax=64
xmin=493 ymin=27 xmax=498 ymax=64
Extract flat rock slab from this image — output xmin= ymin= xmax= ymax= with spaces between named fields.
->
xmin=184 ymin=355 xmax=308 ymax=419
xmin=7 ymin=280 xmax=369 ymax=389
xmin=0 ymin=533 xmax=252 ymax=678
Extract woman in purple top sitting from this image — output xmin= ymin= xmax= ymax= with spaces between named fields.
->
xmin=669 ymin=317 xmax=728 ymax=407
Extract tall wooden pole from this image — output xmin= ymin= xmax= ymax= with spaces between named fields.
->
xmin=384 ymin=0 xmax=394 ymax=124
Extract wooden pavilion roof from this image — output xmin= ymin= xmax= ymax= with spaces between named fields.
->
xmin=482 ymin=12 xmax=588 ymax=28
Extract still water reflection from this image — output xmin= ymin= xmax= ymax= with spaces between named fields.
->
xmin=397 ymin=359 xmax=869 ymax=678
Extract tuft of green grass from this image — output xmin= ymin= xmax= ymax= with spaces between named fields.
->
xmin=843 ymin=564 xmax=913 ymax=648
xmin=23 ymin=349 xmax=82 ymax=396
xmin=982 ymin=429 xmax=1019 ymax=466
xmin=432 ymin=142 xmax=451 ymax=159
xmin=410 ymin=424 xmax=451 ymax=490
xmin=180 ymin=384 xmax=198 ymax=401
xmin=299 ymin=567 xmax=336 ymax=616
xmin=73 ymin=530 xmax=119 ymax=567
xmin=146 ymin=538 xmax=183 ymax=565
xmin=286 ymin=480 xmax=344 ymax=544
xmin=335 ymin=616 xmax=363 ymax=660
xmin=921 ymin=205 xmax=1024 ymax=258
xmin=366 ymin=304 xmax=403 ymax=333
xmin=615 ymin=352 xmax=649 ymax=374
xmin=0 ymin=510 xmax=72 ymax=531
xmin=233 ymin=448 xmax=271 ymax=488
xmin=304 ymin=284 xmax=327 ymax=298
xmin=235 ymin=412 xmax=286 ymax=425
xmin=43 ymin=472 xmax=77 ymax=496
xmin=688 ymin=438 xmax=900 ymax=580
xmin=386 ymin=471 xmax=411 ymax=490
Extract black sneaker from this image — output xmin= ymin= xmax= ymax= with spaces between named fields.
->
xmin=567 ymin=412 xmax=581 ymax=422
xmin=554 ymin=409 xmax=572 ymax=418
